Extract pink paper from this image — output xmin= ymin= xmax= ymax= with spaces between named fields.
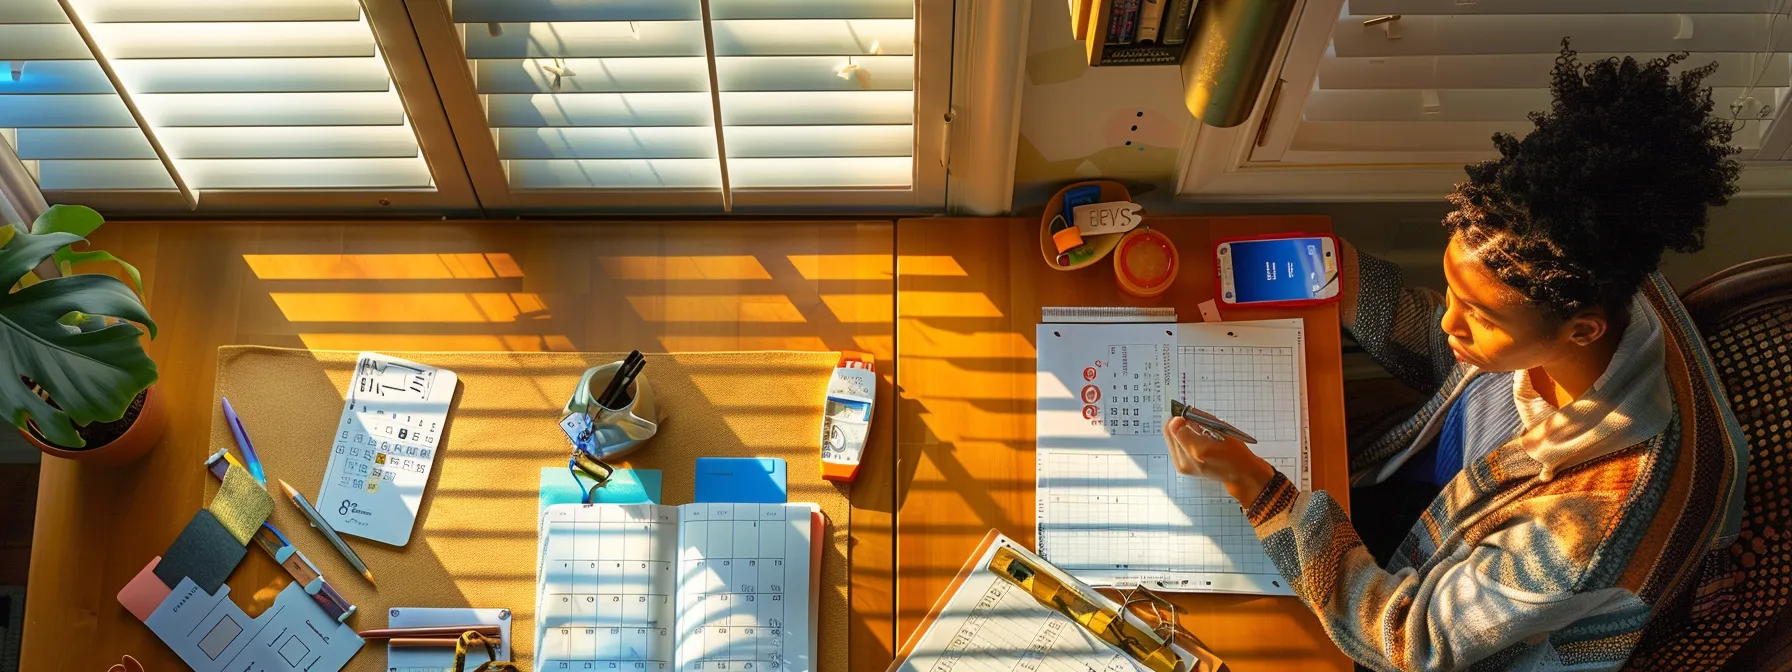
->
xmin=118 ymin=557 xmax=171 ymax=622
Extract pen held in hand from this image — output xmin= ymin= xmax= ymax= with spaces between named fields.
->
xmin=1169 ymin=399 xmax=1258 ymax=444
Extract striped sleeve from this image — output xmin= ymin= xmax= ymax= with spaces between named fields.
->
xmin=1343 ymin=244 xmax=1460 ymax=395
xmin=1245 ymin=472 xmax=1642 ymax=672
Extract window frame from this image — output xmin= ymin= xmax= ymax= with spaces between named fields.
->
xmin=1176 ymin=0 xmax=1792 ymax=202
xmin=26 ymin=0 xmax=481 ymax=216
xmin=401 ymin=0 xmax=952 ymax=216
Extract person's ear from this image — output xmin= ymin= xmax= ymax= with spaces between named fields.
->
xmin=1564 ymin=309 xmax=1608 ymax=346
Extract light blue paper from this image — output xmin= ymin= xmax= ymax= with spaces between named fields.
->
xmin=539 ymin=467 xmax=661 ymax=513
xmin=693 ymin=457 xmax=787 ymax=503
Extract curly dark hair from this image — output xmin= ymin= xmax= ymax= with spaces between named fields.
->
xmin=1443 ymin=40 xmax=1742 ymax=322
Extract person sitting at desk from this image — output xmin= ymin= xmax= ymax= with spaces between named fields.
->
xmin=1162 ymin=44 xmax=1748 ymax=672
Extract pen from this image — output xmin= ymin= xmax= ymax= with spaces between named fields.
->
xmin=1169 ymin=399 xmax=1258 ymax=445
xmin=202 ymin=450 xmax=356 ymax=622
xmin=220 ymin=397 xmax=266 ymax=485
xmin=597 ymin=350 xmax=645 ymax=409
xmin=278 ymin=479 xmax=377 ymax=586
xmin=359 ymin=625 xmax=502 ymax=639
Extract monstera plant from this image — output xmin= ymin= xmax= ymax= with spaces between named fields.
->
xmin=2 ymin=205 xmax=162 ymax=465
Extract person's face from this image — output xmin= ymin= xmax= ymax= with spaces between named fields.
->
xmin=1439 ymin=236 xmax=1607 ymax=372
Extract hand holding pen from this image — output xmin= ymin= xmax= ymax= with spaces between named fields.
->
xmin=1163 ymin=400 xmax=1277 ymax=504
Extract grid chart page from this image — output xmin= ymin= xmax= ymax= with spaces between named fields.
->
xmin=675 ymin=503 xmax=816 ymax=672
xmin=1037 ymin=322 xmax=1305 ymax=595
xmin=317 ymin=352 xmax=457 ymax=546
xmin=892 ymin=540 xmax=1152 ymax=672
xmin=537 ymin=504 xmax=680 ymax=672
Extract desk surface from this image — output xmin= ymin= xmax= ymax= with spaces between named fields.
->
xmin=894 ymin=217 xmax=1354 ymax=672
xmin=23 ymin=221 xmax=898 ymax=672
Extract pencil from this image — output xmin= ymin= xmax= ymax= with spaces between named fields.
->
xmin=389 ymin=638 xmax=474 ymax=648
xmin=359 ymin=625 xmax=502 ymax=639
xmin=277 ymin=479 xmax=377 ymax=585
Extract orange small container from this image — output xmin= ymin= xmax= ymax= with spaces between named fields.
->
xmin=1114 ymin=228 xmax=1178 ymax=297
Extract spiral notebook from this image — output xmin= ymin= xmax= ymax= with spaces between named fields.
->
xmin=1036 ymin=308 xmax=1310 ymax=595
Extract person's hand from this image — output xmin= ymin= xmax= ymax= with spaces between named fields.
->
xmin=1163 ymin=416 xmax=1277 ymax=504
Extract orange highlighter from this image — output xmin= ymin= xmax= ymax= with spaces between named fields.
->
xmin=821 ymin=352 xmax=876 ymax=482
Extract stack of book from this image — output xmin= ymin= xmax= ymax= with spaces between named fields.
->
xmin=1072 ymin=0 xmax=1197 ymax=67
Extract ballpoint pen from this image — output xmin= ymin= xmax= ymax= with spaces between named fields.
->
xmin=278 ymin=479 xmax=377 ymax=586
xmin=1169 ymin=399 xmax=1258 ymax=445
xmin=220 ymin=397 xmax=267 ymax=485
xmin=204 ymin=450 xmax=356 ymax=622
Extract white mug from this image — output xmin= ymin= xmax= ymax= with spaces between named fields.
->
xmin=565 ymin=360 xmax=659 ymax=459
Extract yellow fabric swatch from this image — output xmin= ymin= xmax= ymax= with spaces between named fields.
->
xmin=209 ymin=462 xmax=273 ymax=545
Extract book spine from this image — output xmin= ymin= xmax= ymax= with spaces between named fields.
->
xmin=1105 ymin=0 xmax=1140 ymax=44
xmin=1136 ymin=0 xmax=1166 ymax=43
xmin=1161 ymin=0 xmax=1195 ymax=45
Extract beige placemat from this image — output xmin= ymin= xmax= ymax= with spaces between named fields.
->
xmin=208 ymin=346 xmax=851 ymax=671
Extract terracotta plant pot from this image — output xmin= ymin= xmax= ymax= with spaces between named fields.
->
xmin=22 ymin=383 xmax=167 ymax=467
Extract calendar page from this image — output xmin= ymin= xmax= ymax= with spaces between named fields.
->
xmin=674 ymin=503 xmax=817 ymax=672
xmin=317 ymin=352 xmax=458 ymax=546
xmin=1035 ymin=320 xmax=1306 ymax=595
xmin=537 ymin=504 xmax=680 ymax=672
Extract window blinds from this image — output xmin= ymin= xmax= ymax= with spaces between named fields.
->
xmin=0 ymin=0 xmax=432 ymax=193
xmin=1270 ymin=0 xmax=1792 ymax=163
xmin=451 ymin=0 xmax=917 ymax=191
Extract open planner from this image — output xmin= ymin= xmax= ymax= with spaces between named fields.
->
xmin=1035 ymin=313 xmax=1310 ymax=595
xmin=535 ymin=502 xmax=822 ymax=672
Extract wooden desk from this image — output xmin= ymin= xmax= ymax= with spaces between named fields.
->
xmin=894 ymin=217 xmax=1353 ymax=672
xmin=23 ymin=221 xmax=898 ymax=672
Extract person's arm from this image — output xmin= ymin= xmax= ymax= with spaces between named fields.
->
xmin=1338 ymin=240 xmax=1459 ymax=395
xmin=1245 ymin=473 xmax=1636 ymax=672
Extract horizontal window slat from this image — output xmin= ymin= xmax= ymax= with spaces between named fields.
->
xmin=720 ymin=91 xmax=912 ymax=125
xmin=1289 ymin=120 xmax=1536 ymax=152
xmin=0 ymin=61 xmax=112 ymax=94
xmin=38 ymin=159 xmax=175 ymax=190
xmin=462 ymin=21 xmax=705 ymax=59
xmin=717 ymin=55 xmax=913 ymax=92
xmin=1317 ymin=52 xmax=1792 ymax=90
xmin=17 ymin=128 xmax=154 ymax=159
xmin=137 ymin=91 xmax=406 ymax=126
xmin=727 ymin=156 xmax=911 ymax=188
xmin=115 ymin=58 xmax=392 ymax=93
xmin=450 ymin=0 xmax=700 ymax=23
xmin=486 ymin=92 xmax=714 ymax=127
xmin=1330 ymin=14 xmax=1792 ymax=58
xmin=507 ymin=158 xmax=722 ymax=188
xmin=82 ymin=0 xmax=361 ymax=22
xmin=181 ymin=157 xmax=433 ymax=189
xmin=0 ymin=24 xmax=90 ymax=60
xmin=495 ymin=127 xmax=717 ymax=159
xmin=90 ymin=21 xmax=374 ymax=59
xmin=162 ymin=126 xmax=423 ymax=158
xmin=473 ymin=57 xmax=709 ymax=94
xmin=1349 ymin=0 xmax=1777 ymax=15
xmin=713 ymin=19 xmax=913 ymax=56
xmin=0 ymin=94 xmax=133 ymax=127
xmin=726 ymin=125 xmax=911 ymax=158
xmin=1304 ymin=86 xmax=1783 ymax=122
xmin=0 ymin=0 xmax=66 ymax=24
xmin=710 ymin=0 xmax=914 ymax=20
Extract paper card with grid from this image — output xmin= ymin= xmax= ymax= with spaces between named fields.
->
xmin=535 ymin=503 xmax=820 ymax=672
xmin=317 ymin=352 xmax=458 ymax=546
xmin=1035 ymin=318 xmax=1309 ymax=595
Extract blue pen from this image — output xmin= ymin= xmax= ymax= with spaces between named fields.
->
xmin=221 ymin=397 xmax=267 ymax=485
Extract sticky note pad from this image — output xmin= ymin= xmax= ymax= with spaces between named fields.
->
xmin=208 ymin=463 xmax=272 ymax=545
xmin=155 ymin=510 xmax=248 ymax=592
xmin=539 ymin=467 xmax=662 ymax=512
xmin=694 ymin=458 xmax=787 ymax=504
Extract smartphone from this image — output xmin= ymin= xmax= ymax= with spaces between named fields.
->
xmin=1215 ymin=233 xmax=1341 ymax=307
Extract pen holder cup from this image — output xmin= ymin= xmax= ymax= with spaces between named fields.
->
xmin=568 ymin=361 xmax=659 ymax=459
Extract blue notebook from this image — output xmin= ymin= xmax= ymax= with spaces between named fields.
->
xmin=693 ymin=457 xmax=787 ymax=503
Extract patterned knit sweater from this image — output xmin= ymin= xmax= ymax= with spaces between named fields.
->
xmin=1243 ymin=250 xmax=1749 ymax=671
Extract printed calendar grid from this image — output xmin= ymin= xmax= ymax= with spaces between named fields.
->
xmin=1176 ymin=346 xmax=1297 ymax=443
xmin=538 ymin=504 xmax=679 ymax=671
xmin=927 ymin=579 xmax=1135 ymax=672
xmin=1040 ymin=453 xmax=1280 ymax=576
xmin=677 ymin=503 xmax=798 ymax=672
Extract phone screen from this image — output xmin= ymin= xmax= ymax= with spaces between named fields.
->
xmin=1224 ymin=237 xmax=1336 ymax=303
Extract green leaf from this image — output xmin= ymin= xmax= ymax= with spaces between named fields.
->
xmin=32 ymin=204 xmax=105 ymax=238
xmin=58 ymin=249 xmax=143 ymax=295
xmin=0 ymin=230 xmax=157 ymax=448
